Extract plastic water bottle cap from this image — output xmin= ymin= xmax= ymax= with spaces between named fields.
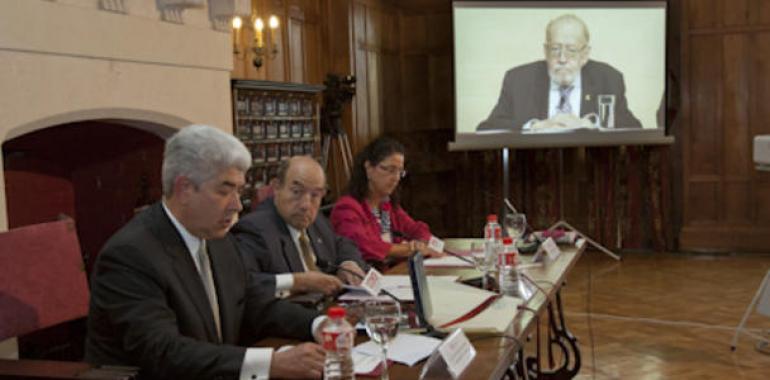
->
xmin=487 ymin=214 xmax=498 ymax=222
xmin=502 ymin=237 xmax=513 ymax=245
xmin=327 ymin=306 xmax=346 ymax=318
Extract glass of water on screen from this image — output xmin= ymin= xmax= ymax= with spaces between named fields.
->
xmin=504 ymin=213 xmax=527 ymax=241
xmin=598 ymin=94 xmax=616 ymax=128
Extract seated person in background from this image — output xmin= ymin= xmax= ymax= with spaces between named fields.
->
xmin=232 ymin=156 xmax=367 ymax=297
xmin=331 ymin=137 xmax=443 ymax=268
xmin=477 ymin=13 xmax=641 ymax=131
xmin=86 ymin=125 xmax=326 ymax=380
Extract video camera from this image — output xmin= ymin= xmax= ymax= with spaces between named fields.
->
xmin=322 ymin=74 xmax=357 ymax=135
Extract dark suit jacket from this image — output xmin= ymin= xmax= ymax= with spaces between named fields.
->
xmin=478 ymin=60 xmax=642 ymax=131
xmin=85 ymin=202 xmax=319 ymax=380
xmin=232 ymin=199 xmax=366 ymax=276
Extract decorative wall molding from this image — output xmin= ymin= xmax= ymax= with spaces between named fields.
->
xmin=209 ymin=0 xmax=250 ymax=31
xmin=157 ymin=0 xmax=205 ymax=23
xmin=98 ymin=0 xmax=127 ymax=14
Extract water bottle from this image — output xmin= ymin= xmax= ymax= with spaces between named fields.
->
xmin=323 ymin=307 xmax=356 ymax=380
xmin=497 ymin=237 xmax=522 ymax=297
xmin=484 ymin=214 xmax=502 ymax=241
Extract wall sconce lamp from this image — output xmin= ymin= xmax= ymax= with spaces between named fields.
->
xmin=232 ymin=14 xmax=279 ymax=69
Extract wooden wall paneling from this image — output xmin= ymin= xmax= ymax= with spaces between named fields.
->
xmin=364 ymin=5 xmax=382 ymax=141
xmin=301 ymin=0 xmax=323 ymax=84
xmin=754 ymin=32 xmax=770 ymax=135
xmin=688 ymin=35 xmax=721 ymax=179
xmin=680 ymin=0 xmax=770 ymax=251
xmin=753 ymin=0 xmax=770 ymax=24
xmin=723 ymin=0 xmax=750 ymax=27
xmin=625 ymin=146 xmax=644 ymax=248
xmin=266 ymin=0 xmax=287 ymax=81
xmin=352 ymin=1 xmax=369 ymax=150
xmin=721 ymin=33 xmax=751 ymax=224
xmin=687 ymin=0 xmax=720 ymax=29
xmin=399 ymin=54 xmax=430 ymax=131
xmin=380 ymin=7 xmax=401 ymax=134
xmin=684 ymin=34 xmax=721 ymax=228
xmin=287 ymin=4 xmax=306 ymax=83
xmin=655 ymin=147 xmax=675 ymax=250
xmin=398 ymin=13 xmax=430 ymax=133
xmin=752 ymin=31 xmax=770 ymax=226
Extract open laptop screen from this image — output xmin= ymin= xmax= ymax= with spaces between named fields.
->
xmin=408 ymin=252 xmax=433 ymax=329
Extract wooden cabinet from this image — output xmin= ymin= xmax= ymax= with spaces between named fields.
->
xmin=231 ymin=80 xmax=324 ymax=210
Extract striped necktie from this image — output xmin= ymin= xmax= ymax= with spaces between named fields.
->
xmin=299 ymin=231 xmax=319 ymax=272
xmin=557 ymin=85 xmax=574 ymax=114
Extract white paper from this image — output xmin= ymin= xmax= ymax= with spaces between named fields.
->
xmin=353 ymin=351 xmax=381 ymax=374
xmin=438 ymin=329 xmax=476 ymax=378
xmin=424 ymin=255 xmax=475 ymax=268
xmin=542 ymin=237 xmax=561 ymax=260
xmin=338 ymin=275 xmax=458 ymax=302
xmin=426 ymin=277 xmax=521 ymax=333
xmin=354 ymin=333 xmax=442 ymax=366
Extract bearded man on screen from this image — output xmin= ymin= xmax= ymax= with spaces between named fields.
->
xmin=477 ymin=14 xmax=642 ymax=131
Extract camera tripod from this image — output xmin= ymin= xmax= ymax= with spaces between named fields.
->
xmin=321 ymin=122 xmax=354 ymax=181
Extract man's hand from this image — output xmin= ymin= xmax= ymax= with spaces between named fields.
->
xmin=292 ymin=272 xmax=343 ymax=295
xmin=337 ymin=261 xmax=365 ymax=286
xmin=270 ymin=343 xmax=326 ymax=379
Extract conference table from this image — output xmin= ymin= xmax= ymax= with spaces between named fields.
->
xmin=376 ymin=238 xmax=587 ymax=380
xmin=0 ymin=239 xmax=586 ymax=380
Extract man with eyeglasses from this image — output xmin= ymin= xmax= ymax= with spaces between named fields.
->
xmin=233 ymin=156 xmax=367 ymax=299
xmin=478 ymin=14 xmax=641 ymax=131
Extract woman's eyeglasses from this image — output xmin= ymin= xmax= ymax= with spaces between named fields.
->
xmin=377 ymin=164 xmax=407 ymax=179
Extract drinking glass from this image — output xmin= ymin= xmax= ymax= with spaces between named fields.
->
xmin=364 ymin=299 xmax=401 ymax=380
xmin=470 ymin=241 xmax=494 ymax=290
xmin=598 ymin=94 xmax=616 ymax=128
xmin=504 ymin=213 xmax=527 ymax=241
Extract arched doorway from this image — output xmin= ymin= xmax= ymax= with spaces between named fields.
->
xmin=2 ymin=120 xmax=171 ymax=360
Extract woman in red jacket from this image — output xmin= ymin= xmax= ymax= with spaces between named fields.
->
xmin=331 ymin=137 xmax=443 ymax=267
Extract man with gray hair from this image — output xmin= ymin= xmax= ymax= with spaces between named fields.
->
xmin=478 ymin=13 xmax=641 ymax=131
xmin=86 ymin=125 xmax=327 ymax=379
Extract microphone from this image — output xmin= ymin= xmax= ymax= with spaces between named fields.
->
xmin=504 ymin=198 xmax=519 ymax=214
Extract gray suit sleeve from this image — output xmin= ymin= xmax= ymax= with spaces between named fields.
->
xmin=478 ymin=70 xmax=522 ymax=131
xmin=334 ymin=234 xmax=369 ymax=270
xmin=232 ymin=221 xmax=270 ymax=273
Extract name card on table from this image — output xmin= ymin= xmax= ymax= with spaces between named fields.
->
xmin=360 ymin=268 xmax=384 ymax=296
xmin=533 ymin=237 xmax=561 ymax=263
xmin=428 ymin=236 xmax=445 ymax=253
xmin=419 ymin=329 xmax=476 ymax=379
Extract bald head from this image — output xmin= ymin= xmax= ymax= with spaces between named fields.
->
xmin=546 ymin=14 xmax=590 ymax=45
xmin=544 ymin=14 xmax=591 ymax=86
xmin=273 ymin=155 xmax=327 ymax=229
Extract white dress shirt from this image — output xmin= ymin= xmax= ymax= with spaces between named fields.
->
xmin=523 ymin=74 xmax=583 ymax=130
xmin=547 ymin=74 xmax=582 ymax=119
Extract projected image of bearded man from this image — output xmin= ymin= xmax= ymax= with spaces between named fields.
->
xmin=477 ymin=14 xmax=642 ymax=132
